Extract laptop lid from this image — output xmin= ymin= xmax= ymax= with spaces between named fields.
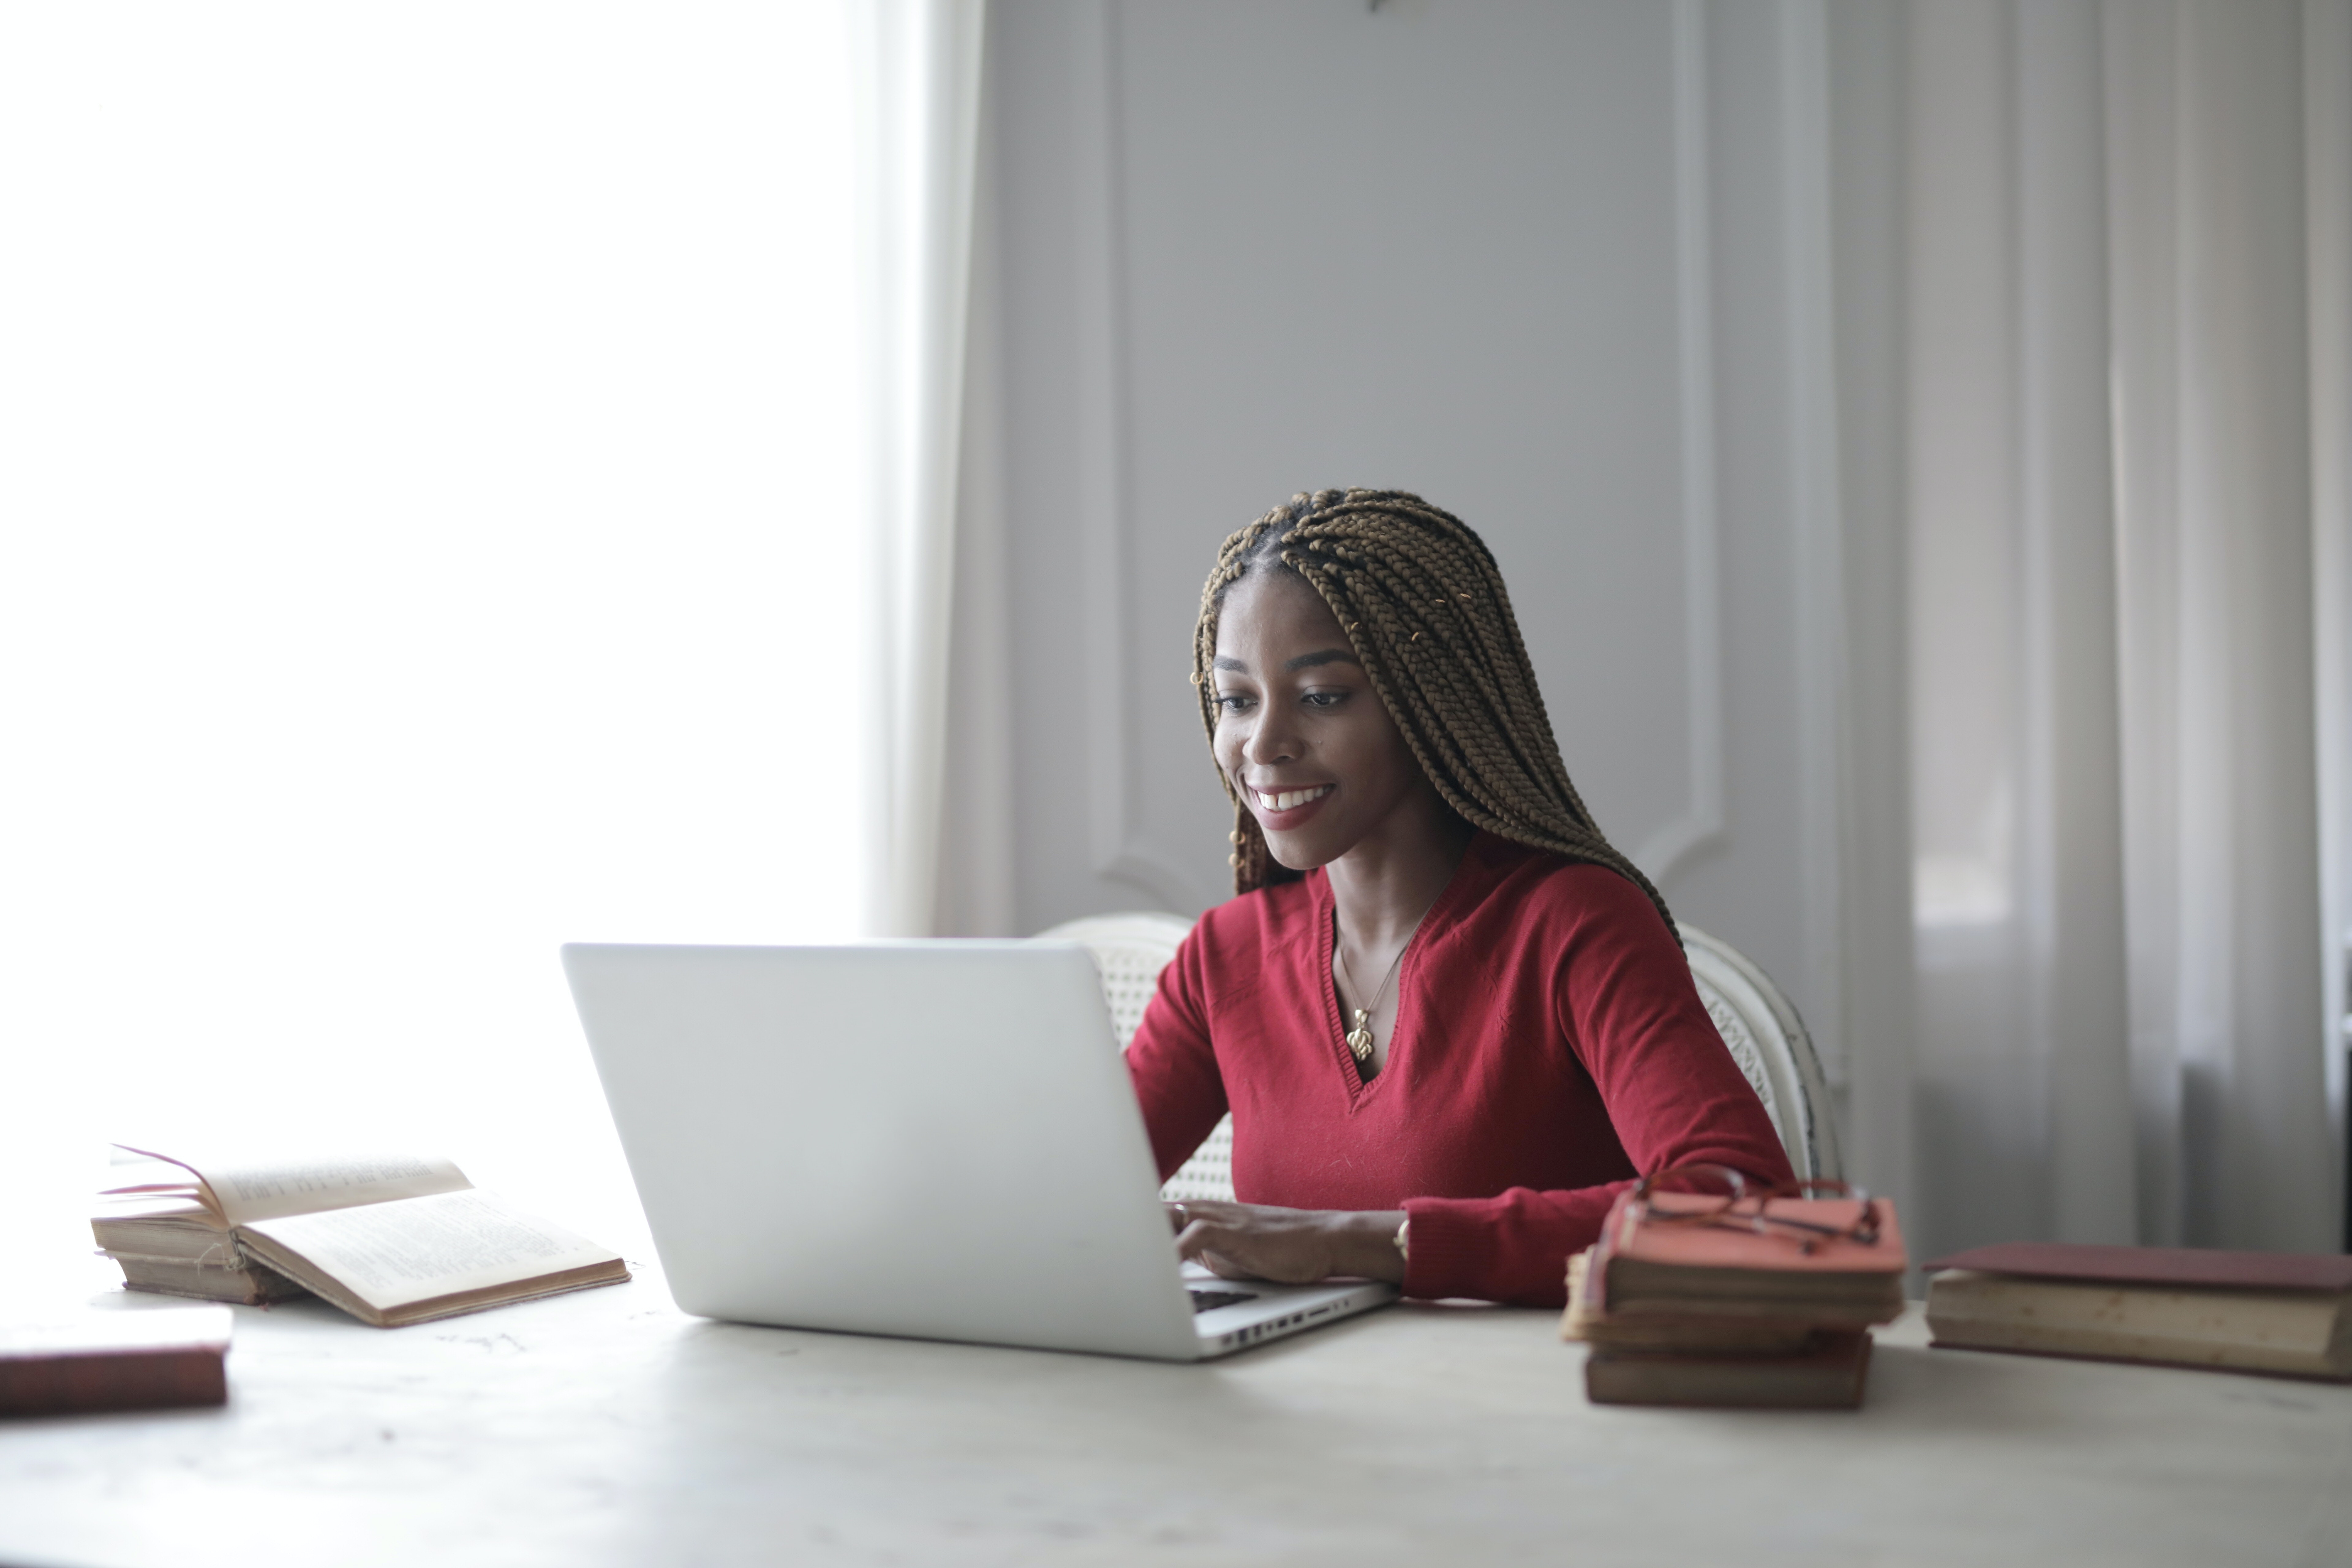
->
xmin=561 ymin=940 xmax=1205 ymax=1360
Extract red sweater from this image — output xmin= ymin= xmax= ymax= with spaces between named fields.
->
xmin=1125 ymin=832 xmax=1794 ymax=1306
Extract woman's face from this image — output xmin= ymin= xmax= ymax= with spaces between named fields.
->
xmin=1210 ymin=568 xmax=1438 ymax=871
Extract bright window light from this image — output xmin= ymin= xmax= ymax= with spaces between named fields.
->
xmin=0 ymin=3 xmax=865 ymax=1253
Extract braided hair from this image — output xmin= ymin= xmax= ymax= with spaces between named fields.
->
xmin=1192 ymin=488 xmax=1673 ymax=930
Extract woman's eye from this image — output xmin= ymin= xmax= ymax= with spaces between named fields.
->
xmin=1302 ymin=690 xmax=1347 ymax=709
xmin=1214 ymin=693 xmax=1254 ymax=713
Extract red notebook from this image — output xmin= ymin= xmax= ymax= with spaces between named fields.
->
xmin=1924 ymin=1242 xmax=2352 ymax=1293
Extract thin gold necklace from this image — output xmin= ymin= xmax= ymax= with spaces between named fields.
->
xmin=1336 ymin=912 xmax=1425 ymax=1064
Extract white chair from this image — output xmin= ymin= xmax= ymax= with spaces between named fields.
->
xmin=1036 ymin=911 xmax=1841 ymax=1202
xmin=1676 ymin=923 xmax=1843 ymax=1182
xmin=1034 ymin=912 xmax=1234 ymax=1201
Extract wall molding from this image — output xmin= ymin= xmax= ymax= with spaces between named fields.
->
xmin=1631 ymin=0 xmax=1731 ymax=890
xmin=1780 ymin=0 xmax=1850 ymax=1080
xmin=1072 ymin=0 xmax=1203 ymax=912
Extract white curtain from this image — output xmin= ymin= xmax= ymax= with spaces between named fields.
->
xmin=853 ymin=0 xmax=989 ymax=938
xmin=1902 ymin=0 xmax=2348 ymax=1257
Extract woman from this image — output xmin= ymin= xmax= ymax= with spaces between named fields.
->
xmin=1126 ymin=489 xmax=1792 ymax=1308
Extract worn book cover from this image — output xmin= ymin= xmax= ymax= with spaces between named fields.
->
xmin=1926 ymin=1243 xmax=2352 ymax=1381
xmin=1585 ymin=1331 xmax=1873 ymax=1409
xmin=1924 ymin=1242 xmax=2352 ymax=1294
xmin=1589 ymin=1187 xmax=1908 ymax=1326
xmin=1561 ymin=1249 xmax=1822 ymax=1354
xmin=1 ymin=1307 xmax=232 ymax=1416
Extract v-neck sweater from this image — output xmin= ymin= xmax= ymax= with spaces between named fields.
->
xmin=1124 ymin=832 xmax=1794 ymax=1307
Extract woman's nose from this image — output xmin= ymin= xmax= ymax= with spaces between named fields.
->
xmin=1243 ymin=707 xmax=1301 ymax=765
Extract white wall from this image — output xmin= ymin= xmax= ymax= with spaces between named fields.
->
xmin=947 ymin=0 xmax=1915 ymax=1197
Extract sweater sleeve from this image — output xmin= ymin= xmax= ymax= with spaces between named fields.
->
xmin=1122 ymin=927 xmax=1230 ymax=1184
xmin=1400 ymin=875 xmax=1796 ymax=1306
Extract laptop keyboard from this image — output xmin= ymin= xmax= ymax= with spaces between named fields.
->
xmin=1188 ymin=1287 xmax=1259 ymax=1314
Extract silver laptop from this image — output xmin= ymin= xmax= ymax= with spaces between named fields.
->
xmin=560 ymin=940 xmax=1395 ymax=1360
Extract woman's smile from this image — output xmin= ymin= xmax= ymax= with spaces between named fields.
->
xmin=1249 ymin=781 xmax=1335 ymax=820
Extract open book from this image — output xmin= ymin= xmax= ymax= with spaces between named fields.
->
xmin=92 ymin=1146 xmax=629 ymax=1327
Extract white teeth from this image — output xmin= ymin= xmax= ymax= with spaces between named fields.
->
xmin=1258 ymin=785 xmax=1331 ymax=812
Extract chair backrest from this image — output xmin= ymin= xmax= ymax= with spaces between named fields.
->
xmin=1034 ymin=912 xmax=1233 ymax=1201
xmin=1036 ymin=911 xmax=1841 ymax=1200
xmin=1033 ymin=912 xmax=1195 ymax=1047
xmin=1676 ymin=923 xmax=1843 ymax=1182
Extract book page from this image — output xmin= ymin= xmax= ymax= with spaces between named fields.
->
xmin=93 ymin=1191 xmax=221 ymax=1226
xmin=238 ymin=1189 xmax=621 ymax=1312
xmin=99 ymin=1149 xmax=205 ymax=1198
xmin=115 ymin=1145 xmax=472 ymax=1224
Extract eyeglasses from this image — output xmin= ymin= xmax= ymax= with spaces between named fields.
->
xmin=1630 ymin=1162 xmax=1883 ymax=1253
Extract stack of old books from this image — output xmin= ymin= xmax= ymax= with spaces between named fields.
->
xmin=1563 ymin=1167 xmax=1908 ymax=1408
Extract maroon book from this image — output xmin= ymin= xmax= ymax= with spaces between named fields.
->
xmin=1925 ymin=1242 xmax=2352 ymax=1294
xmin=1 ymin=1306 xmax=231 ymax=1417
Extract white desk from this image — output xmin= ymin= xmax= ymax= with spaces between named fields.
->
xmin=3 ymin=1258 xmax=2350 ymax=1568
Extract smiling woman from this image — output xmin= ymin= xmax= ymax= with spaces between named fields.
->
xmin=1131 ymin=490 xmax=1792 ymax=1306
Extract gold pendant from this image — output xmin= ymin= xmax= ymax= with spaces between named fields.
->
xmin=1346 ymin=1010 xmax=1374 ymax=1062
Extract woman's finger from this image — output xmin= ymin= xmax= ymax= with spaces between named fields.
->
xmin=1176 ymin=1221 xmax=1256 ymax=1280
xmin=1176 ymin=1216 xmax=1316 ymax=1284
xmin=1175 ymin=1217 xmax=1246 ymax=1272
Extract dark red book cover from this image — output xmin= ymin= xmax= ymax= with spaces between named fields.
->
xmin=1 ymin=1307 xmax=231 ymax=1417
xmin=1924 ymin=1241 xmax=2352 ymax=1293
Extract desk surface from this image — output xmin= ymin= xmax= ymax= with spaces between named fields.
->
xmin=5 ymin=1259 xmax=2351 ymax=1568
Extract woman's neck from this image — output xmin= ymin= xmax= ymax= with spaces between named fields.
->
xmin=1322 ymin=794 xmax=1475 ymax=948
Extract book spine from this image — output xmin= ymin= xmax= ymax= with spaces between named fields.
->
xmin=0 ymin=1349 xmax=228 ymax=1416
xmin=1583 ymin=1337 xmax=1871 ymax=1408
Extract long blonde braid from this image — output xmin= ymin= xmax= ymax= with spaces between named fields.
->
xmin=1192 ymin=488 xmax=1673 ymax=929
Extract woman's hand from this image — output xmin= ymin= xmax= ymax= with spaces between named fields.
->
xmin=1167 ymin=1200 xmax=1407 ymax=1286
